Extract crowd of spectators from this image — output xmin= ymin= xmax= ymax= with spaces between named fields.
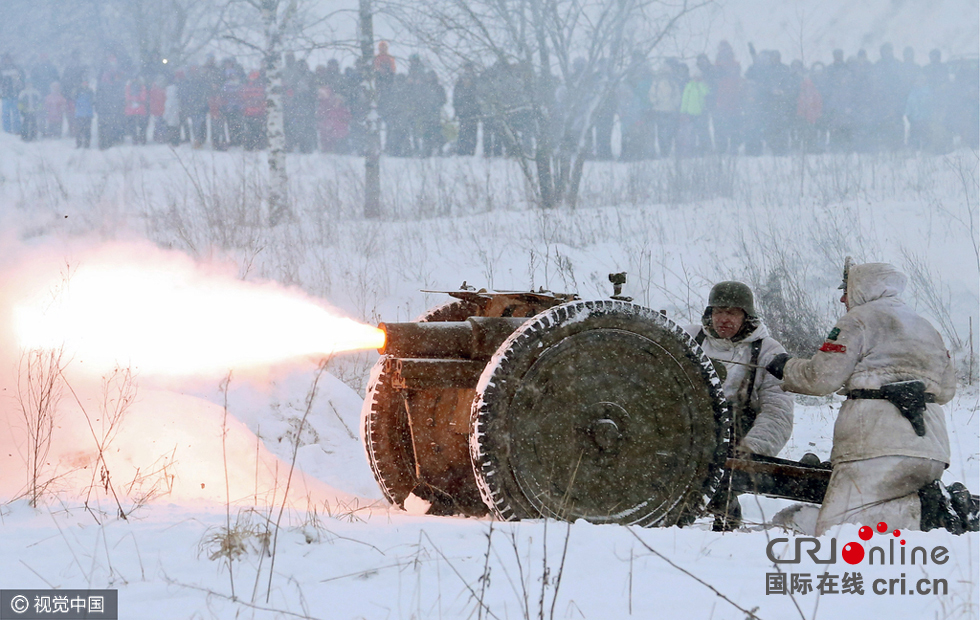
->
xmin=0 ymin=41 xmax=976 ymax=157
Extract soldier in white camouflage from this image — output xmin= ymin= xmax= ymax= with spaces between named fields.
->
xmin=766 ymin=261 xmax=958 ymax=534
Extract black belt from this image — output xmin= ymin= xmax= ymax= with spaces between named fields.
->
xmin=847 ymin=389 xmax=936 ymax=403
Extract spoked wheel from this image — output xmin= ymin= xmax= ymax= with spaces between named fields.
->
xmin=470 ymin=300 xmax=730 ymax=526
xmin=361 ymin=299 xmax=481 ymax=513
xmin=362 ymin=293 xmax=565 ymax=516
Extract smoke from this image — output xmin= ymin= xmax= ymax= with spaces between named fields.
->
xmin=0 ymin=235 xmax=377 ymax=510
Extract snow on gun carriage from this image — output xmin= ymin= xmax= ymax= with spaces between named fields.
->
xmin=361 ymin=278 xmax=835 ymax=527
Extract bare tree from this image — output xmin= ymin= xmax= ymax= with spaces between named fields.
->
xmin=359 ymin=0 xmax=382 ymax=219
xmin=390 ymin=0 xmax=710 ymax=208
xmin=17 ymin=348 xmax=65 ymax=507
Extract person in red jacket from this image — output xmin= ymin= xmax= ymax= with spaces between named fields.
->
xmin=316 ymin=85 xmax=351 ymax=152
xmin=124 ymin=75 xmax=149 ymax=144
xmin=241 ymin=71 xmax=267 ymax=151
xmin=796 ymin=63 xmax=823 ymax=152
xmin=149 ymin=75 xmax=167 ymax=142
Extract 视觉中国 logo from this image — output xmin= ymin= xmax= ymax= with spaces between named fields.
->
xmin=764 ymin=522 xmax=951 ymax=596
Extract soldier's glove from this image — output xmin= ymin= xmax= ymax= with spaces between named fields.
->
xmin=766 ymin=353 xmax=791 ymax=380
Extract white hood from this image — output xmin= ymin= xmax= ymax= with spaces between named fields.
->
xmin=847 ymin=262 xmax=907 ymax=308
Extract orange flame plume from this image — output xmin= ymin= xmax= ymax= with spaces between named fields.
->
xmin=12 ymin=253 xmax=385 ymax=376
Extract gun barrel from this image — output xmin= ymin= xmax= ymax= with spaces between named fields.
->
xmin=379 ymin=317 xmax=528 ymax=359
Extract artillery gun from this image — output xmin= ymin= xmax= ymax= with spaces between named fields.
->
xmin=362 ymin=282 xmax=834 ymax=527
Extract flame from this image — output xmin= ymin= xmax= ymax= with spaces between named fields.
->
xmin=12 ymin=251 xmax=385 ymax=376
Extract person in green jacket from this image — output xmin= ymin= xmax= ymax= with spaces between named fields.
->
xmin=679 ymin=72 xmax=711 ymax=155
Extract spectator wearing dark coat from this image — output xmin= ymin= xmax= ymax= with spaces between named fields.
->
xmin=420 ymin=71 xmax=446 ymax=156
xmin=74 ymin=81 xmax=94 ymax=148
xmin=872 ymin=43 xmax=906 ymax=150
xmin=18 ymin=81 xmax=42 ymax=141
xmin=208 ymin=66 xmax=229 ymax=151
xmin=1 ymin=54 xmax=26 ymax=134
xmin=742 ymin=48 xmax=769 ymax=155
xmin=948 ymin=59 xmax=979 ymax=150
xmin=61 ymin=51 xmax=87 ymax=137
xmin=384 ymin=73 xmax=413 ymax=157
xmin=905 ymin=73 xmax=936 ymax=152
xmin=320 ymin=59 xmax=344 ymax=94
xmin=592 ymin=68 xmax=618 ymax=160
xmin=922 ymin=49 xmax=949 ymax=92
xmin=477 ymin=60 xmax=510 ymax=157
xmin=162 ymin=79 xmax=181 ymax=146
xmin=404 ymin=55 xmax=428 ymax=156
xmin=341 ymin=67 xmax=368 ymax=155
xmin=292 ymin=60 xmax=318 ymax=153
xmin=712 ymin=41 xmax=743 ymax=154
xmin=453 ymin=63 xmax=480 ymax=156
xmin=899 ymin=47 xmax=921 ymax=100
xmin=182 ymin=66 xmax=209 ymax=147
xmin=31 ymin=53 xmax=59 ymax=97
xmin=96 ymin=58 xmax=126 ymax=149
xmin=763 ymin=50 xmax=796 ymax=155
xmin=823 ymin=49 xmax=853 ymax=151
xmin=921 ymin=50 xmax=951 ymax=152
xmin=620 ymin=53 xmax=654 ymax=160
xmin=848 ymin=50 xmax=876 ymax=152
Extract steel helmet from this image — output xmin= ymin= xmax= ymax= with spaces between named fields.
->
xmin=707 ymin=281 xmax=756 ymax=317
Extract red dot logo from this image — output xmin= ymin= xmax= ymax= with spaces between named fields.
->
xmin=858 ymin=525 xmax=873 ymax=540
xmin=876 ymin=521 xmax=888 ymax=533
xmin=842 ymin=542 xmax=865 ymax=565
xmin=893 ymin=529 xmax=901 ymax=537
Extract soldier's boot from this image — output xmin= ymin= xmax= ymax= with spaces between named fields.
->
xmin=710 ymin=494 xmax=742 ymax=532
xmin=919 ymin=480 xmax=965 ymax=535
xmin=947 ymin=482 xmax=980 ymax=533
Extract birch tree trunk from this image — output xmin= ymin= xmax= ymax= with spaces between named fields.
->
xmin=359 ymin=0 xmax=381 ymax=219
xmin=262 ymin=0 xmax=294 ymax=226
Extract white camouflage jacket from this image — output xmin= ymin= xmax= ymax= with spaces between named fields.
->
xmin=782 ymin=263 xmax=954 ymax=465
xmin=685 ymin=320 xmax=794 ymax=457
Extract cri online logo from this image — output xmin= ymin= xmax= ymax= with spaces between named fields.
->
xmin=767 ymin=521 xmax=950 ymax=566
